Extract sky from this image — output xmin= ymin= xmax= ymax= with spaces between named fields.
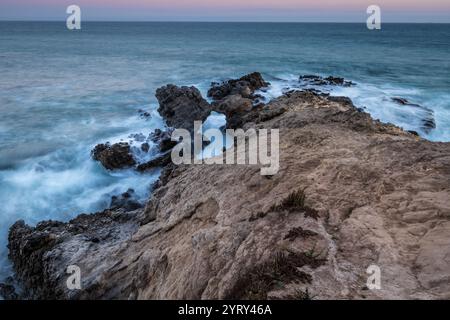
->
xmin=0 ymin=0 xmax=449 ymax=22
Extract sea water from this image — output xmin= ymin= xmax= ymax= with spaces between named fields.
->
xmin=0 ymin=22 xmax=449 ymax=281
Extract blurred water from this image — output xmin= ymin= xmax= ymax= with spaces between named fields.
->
xmin=0 ymin=21 xmax=449 ymax=280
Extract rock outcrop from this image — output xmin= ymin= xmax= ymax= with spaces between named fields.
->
xmin=156 ymin=85 xmax=212 ymax=134
xmin=208 ymin=72 xmax=269 ymax=101
xmin=299 ymin=75 xmax=355 ymax=87
xmin=91 ymin=142 xmax=136 ymax=170
xmin=6 ymin=76 xmax=450 ymax=300
xmin=211 ymin=94 xmax=254 ymax=129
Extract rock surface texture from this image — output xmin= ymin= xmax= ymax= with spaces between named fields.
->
xmin=7 ymin=74 xmax=450 ymax=300
xmin=91 ymin=142 xmax=136 ymax=170
xmin=207 ymin=72 xmax=269 ymax=101
xmin=156 ymin=85 xmax=212 ymax=134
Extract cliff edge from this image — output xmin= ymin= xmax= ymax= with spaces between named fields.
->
xmin=6 ymin=74 xmax=450 ymax=300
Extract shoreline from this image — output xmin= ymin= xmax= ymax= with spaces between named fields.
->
xmin=3 ymin=73 xmax=450 ymax=300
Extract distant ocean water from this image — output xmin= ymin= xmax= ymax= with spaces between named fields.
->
xmin=0 ymin=22 xmax=449 ymax=281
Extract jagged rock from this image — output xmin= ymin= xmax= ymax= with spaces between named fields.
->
xmin=91 ymin=142 xmax=136 ymax=170
xmin=149 ymin=129 xmax=177 ymax=153
xmin=0 ymin=282 xmax=18 ymax=300
xmin=299 ymin=75 xmax=354 ymax=87
xmin=110 ymin=189 xmax=143 ymax=212
xmin=136 ymin=152 xmax=172 ymax=172
xmin=208 ymin=72 xmax=269 ymax=101
xmin=156 ymin=85 xmax=212 ymax=133
xmin=8 ymin=82 xmax=450 ymax=300
xmin=8 ymin=210 xmax=139 ymax=299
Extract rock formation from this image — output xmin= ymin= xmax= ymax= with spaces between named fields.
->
xmin=208 ymin=72 xmax=269 ymax=101
xmin=156 ymin=85 xmax=212 ymax=134
xmin=91 ymin=142 xmax=136 ymax=170
xmin=6 ymin=74 xmax=450 ymax=300
xmin=299 ymin=75 xmax=355 ymax=87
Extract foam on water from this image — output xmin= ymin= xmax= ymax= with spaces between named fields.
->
xmin=0 ymin=105 xmax=165 ymax=279
xmin=259 ymin=73 xmax=449 ymax=141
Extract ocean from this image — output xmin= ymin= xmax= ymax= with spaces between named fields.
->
xmin=0 ymin=21 xmax=449 ymax=281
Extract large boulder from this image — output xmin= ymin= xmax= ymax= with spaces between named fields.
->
xmin=91 ymin=142 xmax=136 ymax=170
xmin=207 ymin=72 xmax=269 ymax=101
xmin=156 ymin=85 xmax=212 ymax=133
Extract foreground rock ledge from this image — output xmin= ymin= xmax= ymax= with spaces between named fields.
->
xmin=8 ymin=90 xmax=450 ymax=300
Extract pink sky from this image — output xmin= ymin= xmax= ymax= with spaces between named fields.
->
xmin=1 ymin=0 xmax=449 ymax=22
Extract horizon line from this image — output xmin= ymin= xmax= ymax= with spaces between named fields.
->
xmin=1 ymin=19 xmax=449 ymax=24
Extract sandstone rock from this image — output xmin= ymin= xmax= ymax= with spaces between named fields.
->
xmin=91 ymin=142 xmax=136 ymax=170
xmin=7 ymin=84 xmax=450 ymax=300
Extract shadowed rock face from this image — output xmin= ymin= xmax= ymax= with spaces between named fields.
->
xmin=156 ymin=85 xmax=212 ymax=134
xmin=6 ymin=77 xmax=450 ymax=300
xmin=211 ymin=94 xmax=254 ymax=129
xmin=91 ymin=142 xmax=136 ymax=170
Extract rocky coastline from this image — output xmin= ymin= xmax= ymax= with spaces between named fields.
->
xmin=3 ymin=72 xmax=450 ymax=300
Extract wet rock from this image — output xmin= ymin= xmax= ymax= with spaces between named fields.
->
xmin=149 ymin=128 xmax=165 ymax=142
xmin=128 ymin=133 xmax=146 ymax=143
xmin=138 ymin=109 xmax=151 ymax=119
xmin=140 ymin=143 xmax=150 ymax=153
xmin=299 ymin=75 xmax=354 ymax=87
xmin=136 ymin=152 xmax=172 ymax=172
xmin=392 ymin=97 xmax=409 ymax=105
xmin=391 ymin=97 xmax=436 ymax=133
xmin=0 ymin=281 xmax=18 ymax=300
xmin=156 ymin=85 xmax=212 ymax=133
xmin=110 ymin=189 xmax=143 ymax=212
xmin=208 ymin=72 xmax=269 ymax=101
xmin=91 ymin=142 xmax=136 ymax=170
xmin=149 ymin=129 xmax=178 ymax=153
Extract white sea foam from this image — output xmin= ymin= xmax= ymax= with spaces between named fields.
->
xmin=258 ymin=73 xmax=449 ymax=142
xmin=0 ymin=106 xmax=165 ymax=280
